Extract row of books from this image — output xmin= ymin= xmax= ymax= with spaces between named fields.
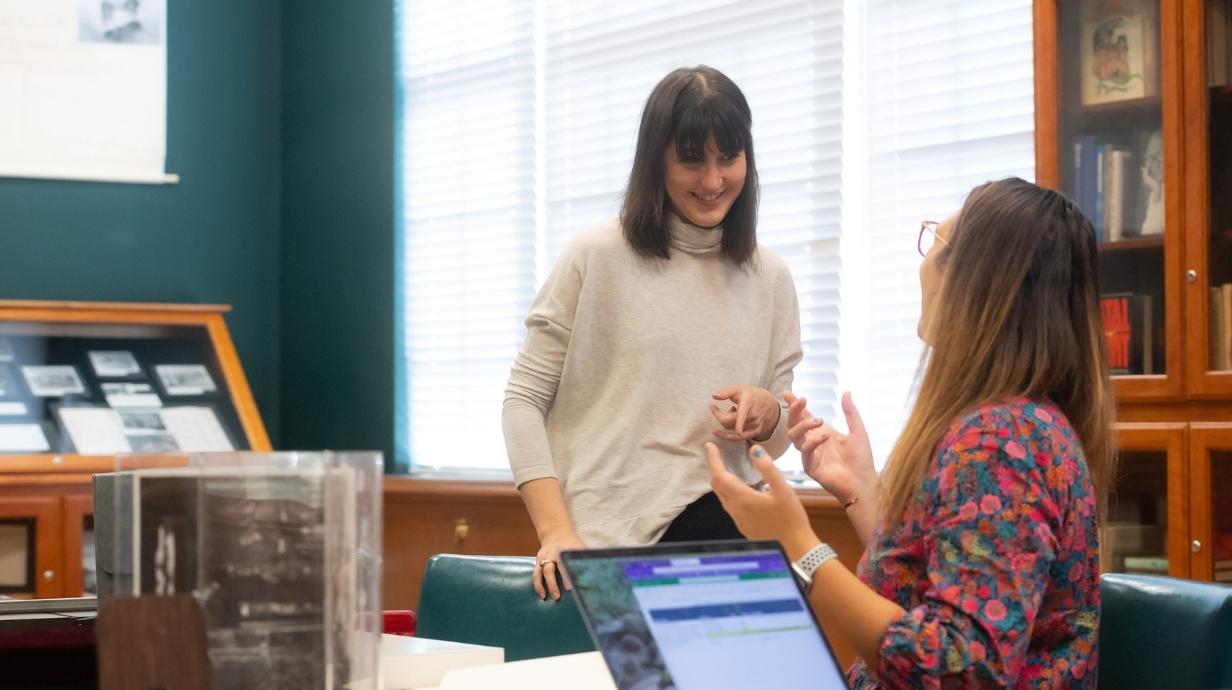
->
xmin=1209 ymin=0 xmax=1232 ymax=87
xmin=1073 ymin=132 xmax=1164 ymax=243
xmin=1210 ymin=283 xmax=1232 ymax=371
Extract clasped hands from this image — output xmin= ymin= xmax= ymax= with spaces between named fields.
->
xmin=709 ymin=385 xmax=782 ymax=442
xmin=707 ymin=391 xmax=877 ymax=549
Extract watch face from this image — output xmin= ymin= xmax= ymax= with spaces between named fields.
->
xmin=790 ymin=561 xmax=812 ymax=592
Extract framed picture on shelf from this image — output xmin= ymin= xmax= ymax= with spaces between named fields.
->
xmin=1080 ymin=0 xmax=1159 ymax=105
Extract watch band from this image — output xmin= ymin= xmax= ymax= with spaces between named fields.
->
xmin=790 ymin=542 xmax=837 ymax=593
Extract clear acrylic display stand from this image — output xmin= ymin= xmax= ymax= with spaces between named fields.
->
xmin=102 ymin=451 xmax=382 ymax=689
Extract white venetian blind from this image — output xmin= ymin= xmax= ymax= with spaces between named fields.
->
xmin=398 ymin=0 xmax=846 ymax=471
xmin=844 ymin=0 xmax=1036 ymax=463
xmin=397 ymin=0 xmax=538 ymax=470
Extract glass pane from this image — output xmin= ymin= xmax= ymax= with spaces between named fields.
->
xmin=0 ymin=519 xmax=35 ymax=595
xmin=1212 ymin=451 xmax=1232 ymax=584
xmin=1102 ymin=451 xmax=1169 ymax=575
xmin=1208 ymin=0 xmax=1232 ymax=372
xmin=0 ymin=321 xmax=247 ymax=456
xmin=1059 ymin=0 xmax=1166 ymax=375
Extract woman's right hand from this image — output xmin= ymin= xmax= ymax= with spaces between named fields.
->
xmin=533 ymin=529 xmax=586 ymax=601
xmin=784 ymin=391 xmax=877 ymax=505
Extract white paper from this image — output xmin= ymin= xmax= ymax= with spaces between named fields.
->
xmin=155 ymin=364 xmax=217 ymax=396
xmin=22 ymin=365 xmax=86 ymax=396
xmin=102 ymin=382 xmax=162 ymax=408
xmin=0 ymin=0 xmax=167 ymax=183
xmin=0 ymin=402 xmax=28 ymax=416
xmin=59 ymin=407 xmax=131 ymax=454
xmin=159 ymin=406 xmax=233 ymax=451
xmin=0 ymin=423 xmax=51 ymax=452
xmin=107 ymin=393 xmax=163 ymax=408
xmin=89 ymin=350 xmax=142 ymax=377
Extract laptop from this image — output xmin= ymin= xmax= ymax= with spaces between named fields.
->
xmin=561 ymin=540 xmax=848 ymax=690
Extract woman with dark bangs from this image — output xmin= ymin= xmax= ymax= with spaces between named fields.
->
xmin=503 ymin=66 xmax=803 ymax=599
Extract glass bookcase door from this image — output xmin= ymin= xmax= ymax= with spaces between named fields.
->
xmin=1106 ymin=424 xmax=1186 ymax=577
xmin=1193 ymin=0 xmax=1232 ymax=393
xmin=1191 ymin=425 xmax=1232 ymax=582
xmin=1104 ymin=451 xmax=1171 ymax=575
xmin=0 ymin=496 xmax=62 ymax=598
xmin=1055 ymin=0 xmax=1177 ymax=394
xmin=0 ymin=519 xmax=35 ymax=598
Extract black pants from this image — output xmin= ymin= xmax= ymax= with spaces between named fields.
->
xmin=657 ymin=491 xmax=746 ymax=543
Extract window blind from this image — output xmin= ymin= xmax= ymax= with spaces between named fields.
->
xmin=846 ymin=0 xmax=1036 ymax=463
xmin=398 ymin=0 xmax=538 ymax=469
xmin=399 ymin=0 xmax=845 ymax=471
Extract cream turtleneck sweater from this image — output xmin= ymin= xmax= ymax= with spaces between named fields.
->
xmin=502 ymin=216 xmax=803 ymax=547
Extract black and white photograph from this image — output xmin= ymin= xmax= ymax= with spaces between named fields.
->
xmin=89 ymin=350 xmax=142 ymax=378
xmin=133 ymin=472 xmax=342 ymax=686
xmin=102 ymin=382 xmax=162 ymax=409
xmin=77 ymin=0 xmax=163 ymax=46
xmin=155 ymin=364 xmax=217 ymax=396
xmin=119 ymin=410 xmax=167 ymax=433
xmin=21 ymin=365 xmax=86 ymax=397
xmin=126 ymin=433 xmax=179 ymax=452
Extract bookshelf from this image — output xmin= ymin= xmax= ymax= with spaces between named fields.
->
xmin=1035 ymin=0 xmax=1232 ymax=584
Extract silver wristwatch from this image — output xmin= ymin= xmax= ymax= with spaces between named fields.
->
xmin=790 ymin=542 xmax=837 ymax=593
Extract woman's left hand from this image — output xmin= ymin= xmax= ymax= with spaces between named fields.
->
xmin=710 ymin=386 xmax=781 ymax=442
xmin=706 ymin=442 xmax=818 ymax=554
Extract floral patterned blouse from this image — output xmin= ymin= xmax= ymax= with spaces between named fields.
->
xmin=848 ymin=397 xmax=1100 ymax=689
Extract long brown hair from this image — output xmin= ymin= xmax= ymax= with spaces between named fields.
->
xmin=620 ymin=66 xmax=759 ymax=266
xmin=880 ymin=178 xmax=1116 ymax=523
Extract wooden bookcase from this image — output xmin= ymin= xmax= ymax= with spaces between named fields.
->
xmin=1034 ymin=0 xmax=1232 ymax=582
xmin=0 ymin=300 xmax=270 ymax=598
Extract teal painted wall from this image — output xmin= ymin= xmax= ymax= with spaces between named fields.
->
xmin=280 ymin=0 xmax=397 ymax=467
xmin=0 ymin=0 xmax=284 ymax=441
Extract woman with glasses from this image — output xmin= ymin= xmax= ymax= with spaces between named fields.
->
xmin=709 ymin=177 xmax=1114 ymax=688
xmin=504 ymin=66 xmax=803 ymax=601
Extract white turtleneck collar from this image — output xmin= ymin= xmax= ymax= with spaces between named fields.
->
xmin=668 ymin=212 xmax=724 ymax=256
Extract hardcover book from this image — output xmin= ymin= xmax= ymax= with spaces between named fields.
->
xmin=1101 ymin=292 xmax=1157 ymax=375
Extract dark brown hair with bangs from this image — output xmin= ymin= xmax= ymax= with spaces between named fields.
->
xmin=619 ymin=66 xmax=759 ymax=266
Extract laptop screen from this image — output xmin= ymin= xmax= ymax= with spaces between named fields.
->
xmin=561 ymin=541 xmax=848 ymax=690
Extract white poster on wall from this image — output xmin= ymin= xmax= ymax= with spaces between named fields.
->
xmin=0 ymin=0 xmax=172 ymax=184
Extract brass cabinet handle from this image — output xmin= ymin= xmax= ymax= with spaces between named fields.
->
xmin=454 ymin=517 xmax=470 ymax=544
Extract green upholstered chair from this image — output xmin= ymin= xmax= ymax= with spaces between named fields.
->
xmin=414 ymin=554 xmax=596 ymax=662
xmin=1099 ymin=573 xmax=1232 ymax=690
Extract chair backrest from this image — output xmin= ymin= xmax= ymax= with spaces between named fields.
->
xmin=415 ymin=554 xmax=595 ymax=662
xmin=1099 ymin=573 xmax=1232 ymax=690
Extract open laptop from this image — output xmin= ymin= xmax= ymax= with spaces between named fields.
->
xmin=561 ymin=540 xmax=848 ymax=690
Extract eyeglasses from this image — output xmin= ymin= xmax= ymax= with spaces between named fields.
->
xmin=918 ymin=220 xmax=949 ymax=258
